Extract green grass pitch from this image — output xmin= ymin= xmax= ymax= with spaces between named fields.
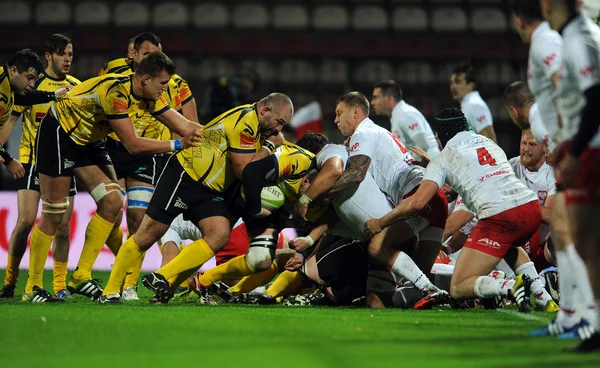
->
xmin=1 ymin=270 xmax=600 ymax=367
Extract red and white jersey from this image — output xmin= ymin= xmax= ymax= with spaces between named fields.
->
xmin=349 ymin=118 xmax=423 ymax=204
xmin=509 ymin=157 xmax=556 ymax=244
xmin=557 ymin=14 xmax=600 ymax=147
xmin=528 ymin=103 xmax=555 ymax=152
xmin=423 ymin=131 xmax=538 ymax=219
xmin=528 ymin=21 xmax=562 ymax=142
xmin=316 ymin=143 xmax=348 ymax=168
xmin=460 ymin=91 xmax=493 ymax=134
xmin=160 ymin=215 xmax=245 ymax=245
xmin=390 ymin=100 xmax=440 ymax=158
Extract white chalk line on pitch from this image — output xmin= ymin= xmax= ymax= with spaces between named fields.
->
xmin=497 ymin=309 xmax=551 ymax=322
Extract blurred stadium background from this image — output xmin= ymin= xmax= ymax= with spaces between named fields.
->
xmin=0 ymin=0 xmax=531 ymax=190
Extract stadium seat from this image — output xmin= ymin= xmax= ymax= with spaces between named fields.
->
xmin=354 ymin=36 xmax=391 ymax=58
xmin=158 ymin=30 xmax=190 ymax=53
xmin=430 ymin=36 xmax=471 ymax=60
xmin=392 ymin=6 xmax=429 ymax=32
xmin=153 ymin=3 xmax=189 ymax=28
xmin=114 ymin=2 xmax=150 ymax=26
xmin=74 ymin=2 xmax=111 ymax=26
xmin=396 ymin=61 xmax=436 ymax=85
xmin=232 ymin=4 xmax=269 ymax=29
xmin=353 ymin=61 xmax=394 ymax=85
xmin=393 ymin=36 xmax=432 ymax=59
xmin=351 ymin=5 xmax=388 ymax=31
xmin=192 ymin=3 xmax=229 ymax=28
xmin=170 ymin=57 xmax=191 ymax=78
xmin=273 ymin=4 xmax=309 ymax=29
xmin=196 ymin=57 xmax=235 ymax=81
xmin=195 ymin=33 xmax=233 ymax=55
xmin=430 ymin=7 xmax=468 ymax=32
xmin=436 ymin=62 xmax=458 ymax=84
xmin=275 ymin=35 xmax=312 ymax=56
xmin=470 ymin=35 xmax=511 ymax=59
xmin=35 ymin=1 xmax=71 ymax=25
xmin=0 ymin=1 xmax=31 ymax=24
xmin=470 ymin=7 xmax=508 ymax=33
xmin=319 ymin=59 xmax=348 ymax=85
xmin=239 ymin=58 xmax=275 ymax=83
xmin=313 ymin=5 xmax=349 ymax=30
xmin=278 ymin=60 xmax=316 ymax=84
xmin=315 ymin=35 xmax=351 ymax=57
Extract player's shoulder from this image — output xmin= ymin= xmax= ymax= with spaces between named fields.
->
xmin=282 ymin=141 xmax=315 ymax=158
xmin=101 ymin=58 xmax=133 ymax=75
xmin=66 ymin=75 xmax=82 ymax=85
xmin=508 ymin=156 xmax=522 ymax=172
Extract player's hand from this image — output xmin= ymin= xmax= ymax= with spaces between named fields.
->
xmin=267 ymin=132 xmax=285 ymax=148
xmin=288 ymin=236 xmax=313 ymax=252
xmin=181 ymin=128 xmax=203 ymax=149
xmin=284 ymin=252 xmax=305 ymax=271
xmin=6 ymin=160 xmax=25 ymax=179
xmin=558 ymin=153 xmax=578 ymax=188
xmin=252 ymin=208 xmax=272 ymax=218
xmin=54 ymin=84 xmax=72 ymax=99
xmin=410 ymin=146 xmax=431 ymax=165
xmin=364 ymin=218 xmax=383 ymax=238
xmin=343 ymin=137 xmax=351 ymax=147
xmin=296 ymin=203 xmax=309 ymax=221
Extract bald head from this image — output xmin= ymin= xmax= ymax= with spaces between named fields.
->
xmin=503 ymin=81 xmax=535 ymax=109
xmin=259 ymin=92 xmax=294 ymax=116
xmin=257 ymin=92 xmax=294 ymax=137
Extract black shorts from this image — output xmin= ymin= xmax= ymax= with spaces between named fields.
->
xmin=17 ymin=163 xmax=77 ymax=196
xmin=36 ymin=114 xmax=113 ymax=177
xmin=315 ymin=238 xmax=369 ymax=305
xmin=146 ymin=155 xmax=238 ymax=226
xmin=106 ymin=138 xmax=164 ymax=185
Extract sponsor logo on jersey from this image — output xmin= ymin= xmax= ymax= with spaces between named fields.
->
xmin=580 ymin=65 xmax=597 ymax=77
xmin=239 ymin=132 xmax=256 ymax=149
xmin=478 ymin=169 xmax=511 ymax=183
xmin=408 ymin=122 xmax=419 ymax=130
xmin=112 ymin=98 xmax=128 ymax=114
xmin=543 ymin=53 xmax=557 ymax=66
xmin=350 ymin=142 xmax=360 ymax=152
xmin=476 ymin=115 xmax=487 ymax=123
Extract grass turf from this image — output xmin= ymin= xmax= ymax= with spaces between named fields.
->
xmin=1 ymin=270 xmax=599 ymax=368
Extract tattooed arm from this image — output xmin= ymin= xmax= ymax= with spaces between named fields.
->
xmin=329 ymin=154 xmax=371 ymax=196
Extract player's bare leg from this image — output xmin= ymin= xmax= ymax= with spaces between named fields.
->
xmin=52 ymin=195 xmax=75 ymax=298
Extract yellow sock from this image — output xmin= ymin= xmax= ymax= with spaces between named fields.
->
xmin=167 ymin=268 xmax=197 ymax=291
xmin=230 ymin=262 xmax=279 ymax=294
xmin=105 ymin=224 xmax=123 ymax=255
xmin=156 ymin=238 xmax=215 ymax=281
xmin=52 ymin=261 xmax=68 ymax=294
xmin=72 ymin=213 xmax=114 ymax=280
xmin=103 ymin=236 xmax=144 ymax=295
xmin=4 ymin=254 xmax=22 ymax=286
xmin=25 ymin=226 xmax=54 ymax=294
xmin=197 ymin=255 xmax=253 ymax=287
xmin=265 ymin=271 xmax=303 ymax=298
xmin=123 ymin=253 xmax=145 ymax=289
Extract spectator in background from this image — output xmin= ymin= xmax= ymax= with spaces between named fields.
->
xmin=203 ymin=67 xmax=260 ymax=123
xmin=449 ymin=64 xmax=497 ymax=143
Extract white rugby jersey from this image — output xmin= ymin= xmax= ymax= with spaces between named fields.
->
xmin=316 ymin=143 xmax=348 ymax=168
xmin=160 ymin=215 xmax=245 ymax=245
xmin=423 ymin=131 xmax=538 ymax=219
xmin=528 ymin=21 xmax=562 ymax=142
xmin=348 ymin=118 xmax=424 ymax=204
xmin=509 ymin=157 xmax=556 ymax=243
xmin=557 ymin=14 xmax=600 ymax=147
xmin=528 ymin=103 xmax=555 ymax=152
xmin=460 ymin=91 xmax=493 ymax=134
xmin=390 ymin=100 xmax=440 ymax=158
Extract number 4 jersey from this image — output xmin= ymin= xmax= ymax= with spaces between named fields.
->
xmin=423 ymin=131 xmax=538 ymax=220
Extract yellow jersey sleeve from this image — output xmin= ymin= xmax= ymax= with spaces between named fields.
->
xmin=98 ymin=58 xmax=134 ymax=76
xmin=0 ymin=67 xmax=14 ymax=127
xmin=101 ymin=82 xmax=131 ymax=120
xmin=273 ymin=143 xmax=316 ymax=203
xmin=173 ymin=73 xmax=193 ymax=106
xmin=226 ymin=108 xmax=260 ymax=154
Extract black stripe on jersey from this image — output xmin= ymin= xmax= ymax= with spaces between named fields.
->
xmin=195 ymin=156 xmax=216 ymax=184
xmin=285 ymin=158 xmax=317 ymax=181
xmin=108 ymin=65 xmax=131 ymax=74
xmin=229 ymin=147 xmax=256 ymax=154
xmin=151 ymin=105 xmax=170 ymax=117
xmin=66 ymin=77 xmax=80 ymax=86
xmin=34 ymin=76 xmax=47 ymax=89
xmin=106 ymin=114 xmax=128 ymax=120
xmin=181 ymin=94 xmax=194 ymax=105
xmin=76 ymin=76 xmax=130 ymax=97
xmin=233 ymin=106 xmax=256 ymax=129
xmin=204 ymin=105 xmax=248 ymax=129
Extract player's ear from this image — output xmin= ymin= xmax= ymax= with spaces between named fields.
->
xmin=141 ymin=75 xmax=150 ymax=86
xmin=9 ymin=65 xmax=18 ymax=77
xmin=44 ymin=52 xmax=52 ymax=63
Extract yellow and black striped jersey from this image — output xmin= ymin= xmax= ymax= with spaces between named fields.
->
xmin=176 ymin=103 xmax=261 ymax=192
xmin=0 ymin=66 xmax=14 ymax=128
xmin=99 ymin=57 xmax=181 ymax=141
xmin=12 ymin=72 xmax=81 ymax=164
xmin=273 ymin=142 xmax=316 ymax=204
xmin=52 ymin=73 xmax=170 ymax=146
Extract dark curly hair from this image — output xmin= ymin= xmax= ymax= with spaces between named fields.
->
xmin=296 ymin=133 xmax=329 ymax=155
xmin=431 ymin=108 xmax=469 ymax=147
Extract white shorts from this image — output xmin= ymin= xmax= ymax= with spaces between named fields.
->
xmin=331 ymin=173 xmax=393 ymax=241
xmin=160 ymin=214 xmax=202 ymax=247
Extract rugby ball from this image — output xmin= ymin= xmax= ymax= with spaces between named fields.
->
xmin=241 ymin=185 xmax=285 ymax=211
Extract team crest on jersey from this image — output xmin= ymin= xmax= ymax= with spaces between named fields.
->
xmin=538 ymin=190 xmax=548 ymax=202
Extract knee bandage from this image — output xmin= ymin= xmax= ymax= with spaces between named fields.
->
xmin=90 ymin=181 xmax=123 ymax=203
xmin=127 ymin=186 xmax=154 ymax=209
xmin=247 ymin=234 xmax=277 ymax=271
xmin=41 ymin=197 xmax=70 ymax=214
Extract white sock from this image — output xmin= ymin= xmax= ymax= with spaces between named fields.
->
xmin=474 ymin=276 xmax=515 ymax=298
xmin=555 ymin=249 xmax=578 ymax=328
xmin=496 ymin=259 xmax=516 ymax=279
xmin=515 ymin=261 xmax=552 ymax=307
xmin=392 ymin=251 xmax=434 ymax=292
xmin=565 ymin=244 xmax=597 ymax=323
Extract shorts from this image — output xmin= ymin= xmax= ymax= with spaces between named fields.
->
xmin=106 ymin=138 xmax=165 ymax=185
xmin=316 ymin=238 xmax=368 ymax=305
xmin=560 ymin=142 xmax=600 ymax=205
xmin=465 ymin=200 xmax=542 ymax=258
xmin=36 ymin=114 xmax=112 ymax=177
xmin=146 ymin=155 xmax=238 ymax=226
xmin=215 ymin=222 xmax=284 ymax=265
xmin=401 ymin=187 xmax=448 ymax=233
xmin=17 ymin=163 xmax=77 ymax=196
